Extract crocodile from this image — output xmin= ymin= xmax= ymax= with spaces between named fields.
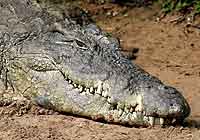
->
xmin=0 ymin=0 xmax=190 ymax=126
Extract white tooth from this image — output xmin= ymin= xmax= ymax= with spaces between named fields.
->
xmin=124 ymin=107 xmax=129 ymax=113
xmin=172 ymin=118 xmax=176 ymax=123
xmin=136 ymin=95 xmax=143 ymax=112
xmin=78 ymin=86 xmax=83 ymax=92
xmin=74 ymin=84 xmax=78 ymax=88
xmin=86 ymin=88 xmax=90 ymax=94
xmin=126 ymin=113 xmax=132 ymax=121
xmin=117 ymin=103 xmax=125 ymax=110
xmin=90 ymin=87 xmax=94 ymax=93
xmin=107 ymin=97 xmax=115 ymax=104
xmin=102 ymin=91 xmax=108 ymax=98
xmin=160 ymin=118 xmax=165 ymax=125
xmin=135 ymin=104 xmax=142 ymax=112
xmin=149 ymin=117 xmax=155 ymax=126
xmin=120 ymin=112 xmax=127 ymax=119
xmin=136 ymin=112 xmax=143 ymax=119
xmin=68 ymin=80 xmax=72 ymax=84
xmin=143 ymin=111 xmax=146 ymax=116
xmin=103 ymin=82 xmax=111 ymax=95
xmin=131 ymin=112 xmax=137 ymax=119
xmin=107 ymin=97 xmax=111 ymax=103
xmin=118 ymin=109 xmax=123 ymax=116
xmin=117 ymin=106 xmax=119 ymax=110
xmin=96 ymin=82 xmax=102 ymax=94
xmin=69 ymin=84 xmax=74 ymax=89
xmin=143 ymin=116 xmax=149 ymax=122
xmin=130 ymin=107 xmax=134 ymax=113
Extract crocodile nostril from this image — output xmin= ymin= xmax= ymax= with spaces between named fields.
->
xmin=147 ymin=85 xmax=153 ymax=89
xmin=170 ymin=90 xmax=177 ymax=95
xmin=164 ymin=86 xmax=168 ymax=89
xmin=169 ymin=90 xmax=176 ymax=95
xmin=164 ymin=86 xmax=177 ymax=95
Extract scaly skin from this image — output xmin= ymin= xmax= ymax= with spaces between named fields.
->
xmin=0 ymin=0 xmax=190 ymax=126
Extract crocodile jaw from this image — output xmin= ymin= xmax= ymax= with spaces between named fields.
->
xmin=30 ymin=69 xmax=190 ymax=126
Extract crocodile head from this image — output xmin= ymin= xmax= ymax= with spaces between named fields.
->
xmin=0 ymin=0 xmax=190 ymax=126
xmin=24 ymin=22 xmax=189 ymax=126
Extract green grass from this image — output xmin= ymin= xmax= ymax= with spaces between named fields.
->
xmin=159 ymin=0 xmax=200 ymax=14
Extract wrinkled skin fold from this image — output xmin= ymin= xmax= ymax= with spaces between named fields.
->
xmin=0 ymin=0 xmax=190 ymax=126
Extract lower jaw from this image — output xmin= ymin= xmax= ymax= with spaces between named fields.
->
xmin=77 ymin=102 xmax=179 ymax=127
xmin=92 ymin=111 xmax=173 ymax=127
xmin=34 ymin=93 xmax=180 ymax=127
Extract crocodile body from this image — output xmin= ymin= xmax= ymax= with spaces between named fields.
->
xmin=0 ymin=0 xmax=190 ymax=126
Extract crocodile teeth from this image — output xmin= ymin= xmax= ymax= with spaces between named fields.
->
xmin=136 ymin=112 xmax=142 ymax=119
xmin=172 ymin=118 xmax=176 ymax=123
xmin=135 ymin=104 xmax=142 ymax=112
xmin=86 ymin=88 xmax=90 ymax=94
xmin=78 ymin=86 xmax=84 ymax=92
xmin=68 ymin=80 xmax=72 ymax=84
xmin=130 ymin=107 xmax=134 ymax=113
xmin=96 ymin=82 xmax=102 ymax=94
xmin=73 ymin=84 xmax=78 ymax=88
xmin=160 ymin=118 xmax=165 ymax=125
xmin=142 ymin=111 xmax=146 ymax=116
xmin=118 ymin=109 xmax=123 ymax=116
xmin=69 ymin=84 xmax=74 ymax=89
xmin=90 ymin=87 xmax=94 ymax=93
xmin=149 ymin=117 xmax=155 ymax=126
xmin=124 ymin=108 xmax=129 ymax=113
xmin=131 ymin=112 xmax=137 ymax=119
xmin=107 ymin=97 xmax=111 ymax=103
xmin=136 ymin=95 xmax=143 ymax=112
xmin=102 ymin=91 xmax=108 ymax=98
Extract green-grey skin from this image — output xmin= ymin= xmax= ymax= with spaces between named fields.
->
xmin=0 ymin=0 xmax=190 ymax=126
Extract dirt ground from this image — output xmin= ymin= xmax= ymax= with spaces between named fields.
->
xmin=0 ymin=3 xmax=200 ymax=140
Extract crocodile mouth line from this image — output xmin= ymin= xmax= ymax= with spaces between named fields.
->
xmin=63 ymin=74 xmax=178 ymax=126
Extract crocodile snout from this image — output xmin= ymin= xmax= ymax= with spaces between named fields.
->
xmin=141 ymin=85 xmax=190 ymax=125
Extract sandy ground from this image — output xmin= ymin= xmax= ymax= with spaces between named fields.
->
xmin=0 ymin=3 xmax=200 ymax=140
